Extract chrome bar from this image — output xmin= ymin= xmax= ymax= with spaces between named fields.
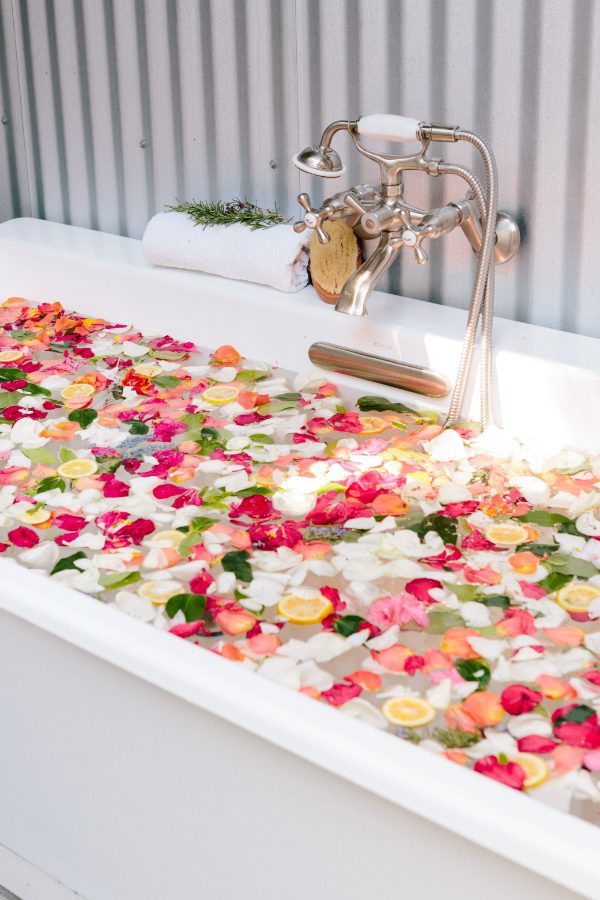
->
xmin=308 ymin=342 xmax=450 ymax=398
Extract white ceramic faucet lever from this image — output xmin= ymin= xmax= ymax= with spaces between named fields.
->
xmin=356 ymin=114 xmax=422 ymax=143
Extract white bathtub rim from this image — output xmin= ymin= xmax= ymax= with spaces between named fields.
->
xmin=1 ymin=215 xmax=599 ymax=365
xmin=0 ymin=560 xmax=597 ymax=899
xmin=0 ymin=842 xmax=81 ymax=900
xmin=1 ymin=217 xmax=600 ymax=457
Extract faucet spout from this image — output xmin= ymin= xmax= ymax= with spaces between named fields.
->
xmin=334 ymin=233 xmax=401 ymax=317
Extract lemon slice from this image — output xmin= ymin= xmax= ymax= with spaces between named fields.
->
xmin=556 ymin=582 xmax=600 ymax=612
xmin=147 ymin=529 xmax=185 ymax=549
xmin=408 ymin=470 xmax=431 ymax=486
xmin=0 ymin=348 xmax=24 ymax=363
xmin=485 ymin=522 xmax=530 ymax=546
xmin=276 ymin=593 xmax=333 ymax=625
xmin=201 ymin=384 xmax=240 ymax=405
xmin=359 ymin=415 xmax=388 ymax=435
xmin=17 ymin=506 xmax=51 ymax=525
xmin=509 ymin=752 xmax=548 ymax=789
xmin=61 ymin=382 xmax=95 ymax=401
xmin=382 ymin=696 xmax=436 ymax=728
xmin=137 ymin=579 xmax=183 ymax=605
xmin=384 ymin=448 xmax=430 ymax=463
xmin=133 ymin=363 xmax=162 ymax=377
xmin=56 ymin=458 xmax=99 ymax=479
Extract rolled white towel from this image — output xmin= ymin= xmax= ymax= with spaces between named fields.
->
xmin=142 ymin=211 xmax=311 ymax=293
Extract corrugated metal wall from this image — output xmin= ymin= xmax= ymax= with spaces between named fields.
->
xmin=1 ymin=0 xmax=599 ymax=338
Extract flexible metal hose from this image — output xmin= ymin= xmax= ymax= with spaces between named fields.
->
xmin=438 ymin=163 xmax=487 ymax=218
xmin=436 ymin=161 xmax=493 ymax=428
xmin=439 ymin=132 xmax=498 ymax=429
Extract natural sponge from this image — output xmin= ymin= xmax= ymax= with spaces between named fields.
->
xmin=309 ymin=220 xmax=361 ymax=304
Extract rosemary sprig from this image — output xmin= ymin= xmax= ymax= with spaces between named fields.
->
xmin=431 ymin=727 xmax=482 ymax=749
xmin=168 ymin=198 xmax=290 ymax=230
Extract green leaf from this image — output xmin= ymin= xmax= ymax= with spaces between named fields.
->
xmin=419 ymin=410 xmax=440 ymax=425
xmin=427 ymin=609 xmax=463 ymax=633
xmin=35 ymin=475 xmax=66 ymax=494
xmin=58 ymin=446 xmax=76 ymax=463
xmin=410 ymin=513 xmax=458 ymax=546
xmin=315 ymin=482 xmax=345 ymax=495
xmin=149 ymin=349 xmax=188 ymax=361
xmin=0 ymin=391 xmax=16 ymax=409
xmin=538 ymin=572 xmax=573 ymax=594
xmin=546 ymin=553 xmax=599 ymax=578
xmin=177 ymin=532 xmax=201 ymax=559
xmin=176 ymin=518 xmax=217 ymax=558
xmin=477 ymin=594 xmax=511 ymax=609
xmin=476 ymin=625 xmax=501 ymax=638
xmin=152 ymin=375 xmax=180 ymax=389
xmin=275 ymin=392 xmax=301 ymax=401
xmin=455 ymin=658 xmax=491 ymax=690
xmin=185 ymin=425 xmax=225 ymax=455
xmin=446 ymin=583 xmax=480 ymax=603
xmin=553 ymin=704 xmax=596 ymax=727
xmin=22 ymin=447 xmax=59 ymax=466
xmin=516 ymin=542 xmax=557 ymax=556
xmin=190 ymin=516 xmax=218 ymax=531
xmin=68 ymin=408 xmax=98 ymax=428
xmin=98 ymin=570 xmax=141 ymax=590
xmin=182 ymin=412 xmax=206 ymax=430
xmin=558 ymin=520 xmax=586 ymax=538
xmin=7 ymin=330 xmax=34 ymax=340
xmin=165 ymin=592 xmax=207 ymax=622
xmin=200 ymin=426 xmax=220 ymax=440
xmin=198 ymin=486 xmax=229 ymax=509
xmin=357 ymin=395 xmax=417 ymax=415
xmin=50 ymin=551 xmax=87 ymax=575
xmin=0 ymin=367 xmax=26 ymax=381
xmin=129 ymin=419 xmax=149 ymax=435
xmin=518 ymin=510 xmax=570 ymax=526
xmin=94 ymin=455 xmax=123 ymax=475
xmin=186 ymin=432 xmax=225 ymax=455
xmin=249 ymin=433 xmax=274 ymax=444
xmin=221 ymin=549 xmax=253 ymax=582
xmin=333 ymin=615 xmax=365 ymax=637
xmin=235 ymin=486 xmax=272 ymax=497
xmin=19 ymin=382 xmax=51 ymax=396
xmin=235 ymin=369 xmax=268 ymax=382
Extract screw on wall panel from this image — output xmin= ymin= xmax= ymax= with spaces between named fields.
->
xmin=139 ymin=139 xmax=149 ymax=148
xmin=1 ymin=117 xmax=8 ymax=126
xmin=269 ymin=159 xmax=278 ymax=169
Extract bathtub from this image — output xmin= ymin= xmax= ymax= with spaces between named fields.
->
xmin=0 ymin=216 xmax=598 ymax=900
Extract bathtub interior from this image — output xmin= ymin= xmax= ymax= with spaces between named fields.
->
xmin=0 ymin=218 xmax=600 ymax=899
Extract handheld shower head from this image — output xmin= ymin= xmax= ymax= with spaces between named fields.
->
xmin=292 ymin=145 xmax=345 ymax=178
xmin=292 ymin=119 xmax=354 ymax=178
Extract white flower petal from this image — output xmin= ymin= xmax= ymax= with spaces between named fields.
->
xmin=459 ymin=601 xmax=491 ymax=628
xmin=506 ymin=714 xmax=553 ymax=740
xmin=467 ymin=636 xmax=508 ymax=660
xmin=423 ymin=429 xmax=466 ymax=462
xmin=18 ymin=541 xmax=59 ymax=570
xmin=339 ymin=698 xmax=387 ymax=728
xmin=115 ymin=590 xmax=155 ymax=622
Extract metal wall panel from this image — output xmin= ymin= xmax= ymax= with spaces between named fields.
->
xmin=1 ymin=0 xmax=599 ymax=338
xmin=0 ymin=0 xmax=30 ymax=222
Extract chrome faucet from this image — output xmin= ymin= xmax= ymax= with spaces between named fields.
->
xmin=292 ymin=115 xmax=520 ymax=428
